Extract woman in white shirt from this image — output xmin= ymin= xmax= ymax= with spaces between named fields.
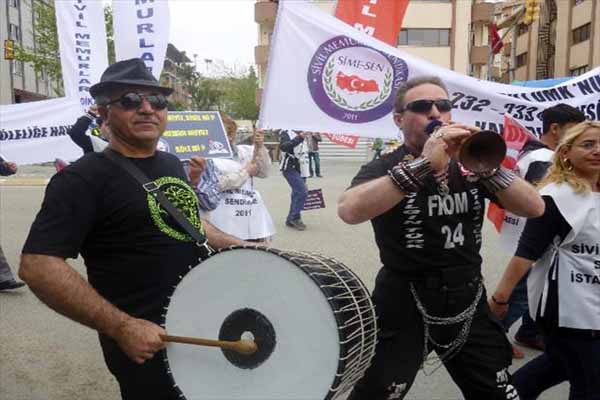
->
xmin=207 ymin=114 xmax=275 ymax=242
xmin=490 ymin=121 xmax=600 ymax=400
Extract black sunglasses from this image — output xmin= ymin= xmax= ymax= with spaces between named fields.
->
xmin=401 ymin=99 xmax=452 ymax=114
xmin=107 ymin=92 xmax=169 ymax=111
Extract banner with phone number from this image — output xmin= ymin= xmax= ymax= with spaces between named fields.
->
xmin=259 ymin=2 xmax=600 ymax=139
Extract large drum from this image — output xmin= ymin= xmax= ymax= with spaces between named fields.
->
xmin=162 ymin=246 xmax=377 ymax=400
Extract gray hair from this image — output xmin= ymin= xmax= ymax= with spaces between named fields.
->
xmin=394 ymin=76 xmax=449 ymax=113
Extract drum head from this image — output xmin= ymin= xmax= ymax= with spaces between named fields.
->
xmin=164 ymin=248 xmax=341 ymax=399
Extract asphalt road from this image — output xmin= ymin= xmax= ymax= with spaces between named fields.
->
xmin=0 ymin=160 xmax=569 ymax=400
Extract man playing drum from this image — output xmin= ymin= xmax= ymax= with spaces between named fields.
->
xmin=19 ymin=58 xmax=244 ymax=400
xmin=338 ymin=76 xmax=545 ymax=400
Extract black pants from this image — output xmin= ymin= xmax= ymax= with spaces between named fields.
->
xmin=348 ymin=266 xmax=516 ymax=400
xmin=515 ymin=331 xmax=600 ymax=400
xmin=99 ymin=335 xmax=179 ymax=400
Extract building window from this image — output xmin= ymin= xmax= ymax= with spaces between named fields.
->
xmin=516 ymin=52 xmax=528 ymax=68
xmin=570 ymin=65 xmax=589 ymax=76
xmin=573 ymin=0 xmax=587 ymax=5
xmin=12 ymin=60 xmax=24 ymax=76
xmin=517 ymin=24 xmax=528 ymax=36
xmin=9 ymin=0 xmax=19 ymax=7
xmin=398 ymin=29 xmax=450 ymax=46
xmin=8 ymin=24 xmax=21 ymax=41
xmin=572 ymin=23 xmax=591 ymax=44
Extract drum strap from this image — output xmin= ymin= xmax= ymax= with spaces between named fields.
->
xmin=103 ymin=148 xmax=213 ymax=257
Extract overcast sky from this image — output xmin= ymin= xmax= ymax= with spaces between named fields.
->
xmin=168 ymin=0 xmax=257 ymax=74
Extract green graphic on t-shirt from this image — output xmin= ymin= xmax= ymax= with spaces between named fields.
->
xmin=147 ymin=176 xmax=204 ymax=241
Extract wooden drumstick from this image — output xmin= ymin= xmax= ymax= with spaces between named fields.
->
xmin=160 ymin=334 xmax=258 ymax=355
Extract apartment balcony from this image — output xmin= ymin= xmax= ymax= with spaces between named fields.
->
xmin=255 ymin=1 xmax=278 ymax=25
xmin=255 ymin=45 xmax=270 ymax=66
xmin=470 ymin=46 xmax=490 ymax=65
xmin=471 ymin=2 xmax=495 ymax=24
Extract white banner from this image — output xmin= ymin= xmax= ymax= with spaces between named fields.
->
xmin=55 ymin=0 xmax=108 ymax=109
xmin=0 ymin=98 xmax=84 ymax=165
xmin=259 ymin=2 xmax=600 ymax=139
xmin=112 ymin=0 xmax=170 ymax=79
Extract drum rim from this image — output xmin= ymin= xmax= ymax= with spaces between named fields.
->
xmin=160 ymin=245 xmax=377 ymax=400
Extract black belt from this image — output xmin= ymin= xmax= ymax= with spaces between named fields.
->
xmin=388 ymin=265 xmax=481 ymax=290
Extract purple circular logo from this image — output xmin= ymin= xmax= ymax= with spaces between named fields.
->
xmin=308 ymin=36 xmax=408 ymax=124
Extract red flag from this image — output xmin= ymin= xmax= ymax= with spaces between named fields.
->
xmin=487 ymin=114 xmax=538 ymax=231
xmin=489 ymin=23 xmax=504 ymax=55
xmin=334 ymin=0 xmax=409 ymax=46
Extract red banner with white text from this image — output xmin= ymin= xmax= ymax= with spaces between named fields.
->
xmin=325 ymin=133 xmax=360 ymax=149
xmin=334 ymin=0 xmax=410 ymax=46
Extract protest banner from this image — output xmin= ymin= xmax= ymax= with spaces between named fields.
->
xmin=0 ymin=98 xmax=83 ymax=165
xmin=259 ymin=2 xmax=600 ymax=139
xmin=55 ymin=0 xmax=108 ymax=110
xmin=112 ymin=0 xmax=170 ymax=79
xmin=330 ymin=0 xmax=409 ymax=149
xmin=324 ymin=133 xmax=360 ymax=149
xmin=162 ymin=111 xmax=232 ymax=160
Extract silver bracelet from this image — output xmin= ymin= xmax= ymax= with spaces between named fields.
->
xmin=478 ymin=166 xmax=516 ymax=194
xmin=404 ymin=157 xmax=433 ymax=183
xmin=388 ymin=157 xmax=433 ymax=194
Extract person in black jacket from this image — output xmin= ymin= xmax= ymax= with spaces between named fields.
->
xmin=0 ymin=156 xmax=26 ymax=291
xmin=279 ymin=130 xmax=309 ymax=230
xmin=67 ymin=105 xmax=110 ymax=154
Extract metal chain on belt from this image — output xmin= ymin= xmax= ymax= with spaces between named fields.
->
xmin=409 ymin=281 xmax=484 ymax=375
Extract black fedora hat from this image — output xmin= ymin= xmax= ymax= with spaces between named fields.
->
xmin=90 ymin=58 xmax=173 ymax=99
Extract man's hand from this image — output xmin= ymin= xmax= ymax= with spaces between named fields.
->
xmin=88 ymin=105 xmax=99 ymax=117
xmin=188 ymin=156 xmax=207 ymax=186
xmin=113 ymin=317 xmax=166 ymax=364
xmin=437 ymin=123 xmax=479 ymax=157
xmin=253 ymin=129 xmax=264 ymax=147
xmin=4 ymin=162 xmax=17 ymax=173
xmin=245 ymin=161 xmax=259 ymax=177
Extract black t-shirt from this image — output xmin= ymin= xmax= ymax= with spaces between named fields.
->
xmin=22 ymin=151 xmax=206 ymax=323
xmin=350 ymin=145 xmax=495 ymax=274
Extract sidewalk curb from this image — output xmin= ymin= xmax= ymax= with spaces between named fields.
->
xmin=0 ymin=178 xmax=49 ymax=186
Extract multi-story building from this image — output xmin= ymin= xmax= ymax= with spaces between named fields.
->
xmin=1 ymin=0 xmax=59 ymax=105
xmin=161 ymin=43 xmax=193 ymax=109
xmin=256 ymin=0 xmax=598 ymax=93
xmin=485 ymin=0 xmax=599 ymax=83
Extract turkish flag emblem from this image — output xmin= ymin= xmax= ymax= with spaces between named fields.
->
xmin=336 ymin=71 xmax=379 ymax=93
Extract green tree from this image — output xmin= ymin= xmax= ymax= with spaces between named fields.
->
xmin=14 ymin=1 xmax=62 ymax=95
xmin=190 ymin=77 xmax=224 ymax=111
xmin=223 ymin=67 xmax=259 ymax=126
xmin=13 ymin=2 xmax=116 ymax=96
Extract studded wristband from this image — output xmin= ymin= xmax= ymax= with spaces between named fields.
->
xmin=478 ymin=167 xmax=516 ymax=194
xmin=388 ymin=157 xmax=433 ymax=194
